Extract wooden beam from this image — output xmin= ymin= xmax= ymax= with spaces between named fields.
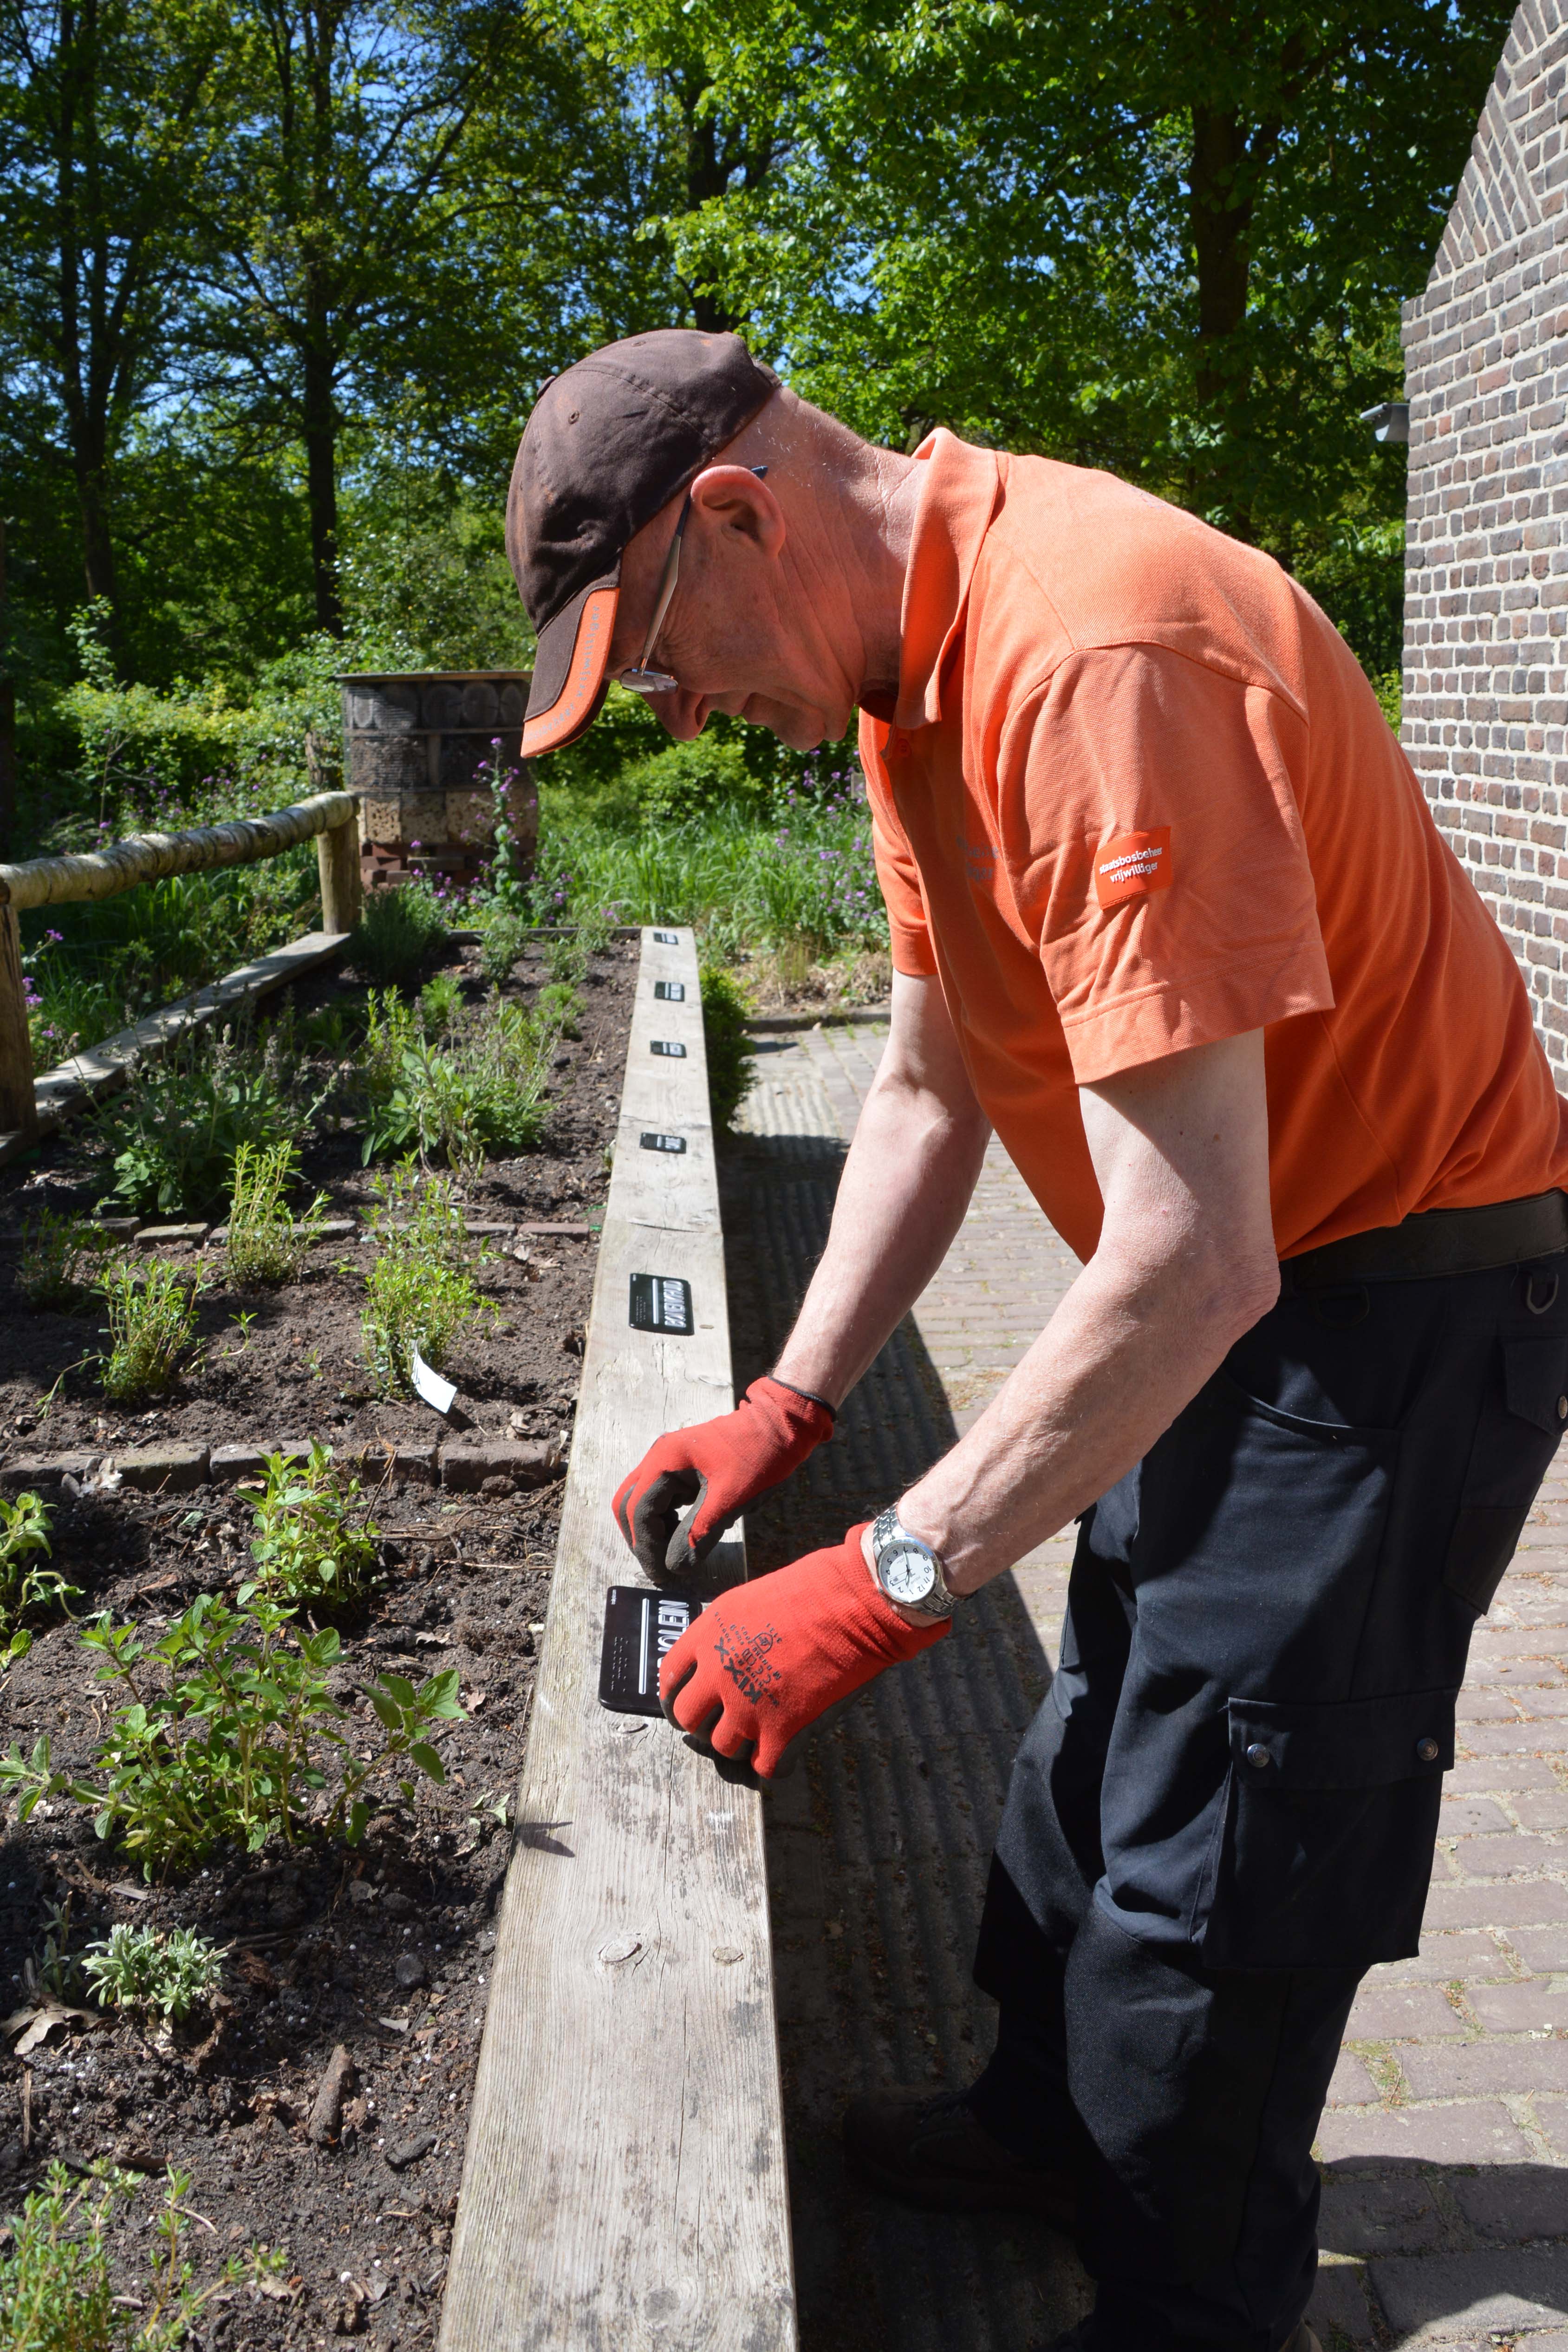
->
xmin=440 ymin=928 xmax=797 ymax=2352
xmin=0 ymin=904 xmax=36 ymax=1141
xmin=316 ymin=810 xmax=361 ymax=935
xmin=0 ymin=928 xmax=349 ymax=1167
xmin=0 ymin=791 xmax=355 ymax=913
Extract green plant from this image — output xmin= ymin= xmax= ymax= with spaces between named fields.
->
xmin=473 ymin=905 xmax=530 ymax=984
xmin=245 ymin=1442 xmax=377 ymax=1609
xmin=361 ymin=992 xmax=553 ymax=1172
xmin=97 ymin=1262 xmax=202 ymax=1401
xmin=224 ymin=1140 xmax=326 ymax=1286
xmin=360 ymin=1163 xmax=478 ymax=1395
xmin=83 ymin=1923 xmax=224 ymax=2022
xmin=0 ymin=1492 xmax=79 ymax=1668
xmin=542 ymin=928 xmax=587 ymax=985
xmin=17 ymin=1209 xmax=108 ymax=1311
xmin=534 ymin=980 xmax=580 ymax=1039
xmin=0 ymin=2157 xmax=284 ymax=2347
xmin=701 ymin=964 xmax=758 ymax=1132
xmin=348 ymin=884 xmax=447 ymax=987
xmin=418 ymin=970 xmax=462 ymax=1032
xmin=0 ymin=1592 xmax=464 ymax=1870
xmin=95 ymin=1021 xmax=321 ymax=1218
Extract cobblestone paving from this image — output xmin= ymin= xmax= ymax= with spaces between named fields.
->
xmin=726 ymin=1016 xmax=1568 ymax=2352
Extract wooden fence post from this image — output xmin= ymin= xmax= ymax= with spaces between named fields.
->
xmin=317 ymin=809 xmax=361 ymax=937
xmin=0 ymin=901 xmax=38 ymax=1140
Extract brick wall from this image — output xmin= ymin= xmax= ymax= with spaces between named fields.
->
xmin=1402 ymin=0 xmax=1568 ymax=1074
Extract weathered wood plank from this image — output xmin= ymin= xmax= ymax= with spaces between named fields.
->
xmin=440 ymin=928 xmax=796 ymax=2352
xmin=316 ymin=812 xmax=362 ymax=935
xmin=0 ymin=791 xmax=356 ymax=912
xmin=0 ymin=903 xmax=36 ymax=1140
xmin=0 ymin=929 xmax=350 ymax=1167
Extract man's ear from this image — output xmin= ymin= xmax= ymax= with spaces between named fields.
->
xmin=689 ymin=464 xmax=785 ymax=556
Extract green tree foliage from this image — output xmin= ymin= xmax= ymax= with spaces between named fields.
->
xmin=648 ymin=0 xmax=1510 ymax=671
xmin=0 ymin=0 xmax=1516 ymax=801
xmin=0 ymin=0 xmax=237 ymax=641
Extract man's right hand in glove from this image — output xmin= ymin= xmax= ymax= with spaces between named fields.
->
xmin=612 ymin=1374 xmax=835 ymax=1580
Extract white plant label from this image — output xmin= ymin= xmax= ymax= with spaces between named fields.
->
xmin=410 ymin=1346 xmax=457 ymax=1417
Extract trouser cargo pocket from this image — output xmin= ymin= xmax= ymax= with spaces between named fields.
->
xmin=1195 ymin=1686 xmax=1457 ymax=1968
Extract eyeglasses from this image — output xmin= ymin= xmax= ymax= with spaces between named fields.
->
xmin=617 ymin=466 xmax=768 ymax=696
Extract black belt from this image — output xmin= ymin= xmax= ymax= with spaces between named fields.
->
xmin=1282 ymin=1188 xmax=1568 ymax=1291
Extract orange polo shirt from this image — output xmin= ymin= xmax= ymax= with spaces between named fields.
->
xmin=861 ymin=430 xmax=1568 ymax=1263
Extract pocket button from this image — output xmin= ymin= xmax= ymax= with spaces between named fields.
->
xmin=1558 ymin=1397 xmax=1566 ymax=1422
xmin=1416 ymin=1736 xmax=1440 ymax=1764
xmin=1244 ymin=1742 xmax=1271 ymax=1769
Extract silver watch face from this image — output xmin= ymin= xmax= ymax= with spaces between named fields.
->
xmin=879 ymin=1540 xmax=939 ymax=1606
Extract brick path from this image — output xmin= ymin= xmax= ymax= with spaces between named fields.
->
xmin=727 ymin=1015 xmax=1568 ymax=2352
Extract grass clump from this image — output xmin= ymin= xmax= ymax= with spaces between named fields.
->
xmin=17 ymin=1208 xmax=109 ymax=1311
xmin=83 ymin=1923 xmax=224 ymax=2023
xmin=0 ymin=2158 xmax=283 ymax=2349
xmin=96 ymin=1020 xmax=319 ymax=1218
xmin=224 ymin=1140 xmax=326 ymax=1286
xmin=97 ymin=1262 xmax=202 ymax=1401
xmin=0 ymin=1492 xmax=78 ymax=1669
xmin=361 ymin=1163 xmax=478 ymax=1395
xmin=701 ymin=964 xmax=758 ymax=1132
xmin=348 ymin=884 xmax=447 ymax=987
xmin=245 ymin=1442 xmax=377 ymax=1610
xmin=0 ymin=1591 xmax=464 ymax=1870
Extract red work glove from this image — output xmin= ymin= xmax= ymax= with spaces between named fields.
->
xmin=659 ymin=1523 xmax=949 ymax=1781
xmin=612 ymin=1375 xmax=834 ymax=1581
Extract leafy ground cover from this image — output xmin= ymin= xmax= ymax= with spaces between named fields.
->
xmin=0 ymin=923 xmax=634 ymax=2345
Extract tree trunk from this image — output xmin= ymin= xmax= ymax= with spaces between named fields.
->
xmin=0 ymin=520 xmax=14 ymax=862
xmin=302 ymin=336 xmax=341 ymax=636
xmin=1188 ymin=104 xmax=1258 ymax=536
xmin=1189 ymin=105 xmax=1251 ymax=405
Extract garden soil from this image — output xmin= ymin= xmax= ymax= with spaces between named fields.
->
xmin=0 ymin=934 xmax=635 ymax=2347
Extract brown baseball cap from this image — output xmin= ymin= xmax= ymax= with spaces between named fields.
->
xmin=507 ymin=330 xmax=780 ymax=757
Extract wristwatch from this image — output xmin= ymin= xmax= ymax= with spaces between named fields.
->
xmin=871 ymin=1506 xmax=961 ymax=1620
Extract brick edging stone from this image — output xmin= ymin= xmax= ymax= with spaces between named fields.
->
xmin=0 ymin=1434 xmax=566 ymax=1498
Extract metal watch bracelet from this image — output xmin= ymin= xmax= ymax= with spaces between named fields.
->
xmin=871 ymin=1506 xmax=961 ymax=1620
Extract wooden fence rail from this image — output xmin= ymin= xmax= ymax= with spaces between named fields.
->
xmin=0 ymin=789 xmax=361 ymax=1145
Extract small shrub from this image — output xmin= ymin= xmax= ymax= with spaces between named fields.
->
xmin=361 ymin=993 xmax=553 ymax=1172
xmin=701 ymin=964 xmax=757 ymax=1132
xmin=473 ymin=905 xmax=530 ymax=984
xmin=0 ymin=1492 xmax=79 ymax=1668
xmin=225 ymin=1140 xmax=326 ymax=1286
xmin=361 ymin=1164 xmax=477 ymax=1395
xmin=543 ymin=928 xmax=587 ymax=985
xmin=0 ymin=1592 xmax=464 ymax=1869
xmin=83 ymin=1923 xmax=223 ymax=2022
xmin=17 ymin=1208 xmax=108 ymax=1310
xmin=348 ymin=885 xmax=447 ymax=987
xmin=534 ymin=979 xmax=579 ymax=1039
xmin=246 ymin=1441 xmax=377 ymax=1609
xmin=96 ymin=1021 xmax=320 ymax=1218
xmin=0 ymin=2158 xmax=284 ymax=2346
xmin=97 ymin=1261 xmax=202 ymax=1401
xmin=418 ymin=970 xmax=462 ymax=1033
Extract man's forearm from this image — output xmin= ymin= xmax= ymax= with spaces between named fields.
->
xmin=898 ymin=1239 xmax=1268 ymax=1593
xmin=772 ymin=1066 xmax=990 ymax=1407
xmin=895 ymin=1028 xmax=1281 ymax=1598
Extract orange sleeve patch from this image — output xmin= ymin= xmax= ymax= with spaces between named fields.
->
xmin=1094 ymin=827 xmax=1172 ymax=911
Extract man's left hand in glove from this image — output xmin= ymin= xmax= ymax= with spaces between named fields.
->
xmin=658 ymin=1523 xmax=949 ymax=1781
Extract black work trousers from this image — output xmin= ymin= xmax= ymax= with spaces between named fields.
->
xmin=968 ymin=1254 xmax=1568 ymax=2352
